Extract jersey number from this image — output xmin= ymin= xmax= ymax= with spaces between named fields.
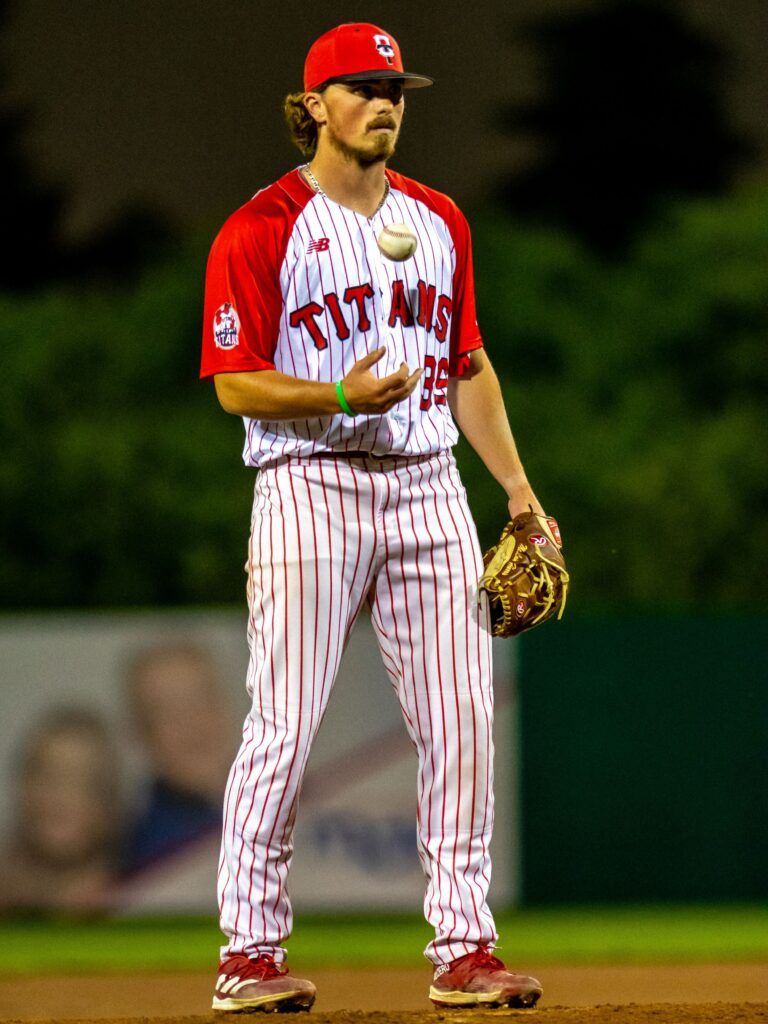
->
xmin=420 ymin=355 xmax=449 ymax=410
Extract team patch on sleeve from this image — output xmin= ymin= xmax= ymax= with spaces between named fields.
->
xmin=213 ymin=302 xmax=241 ymax=349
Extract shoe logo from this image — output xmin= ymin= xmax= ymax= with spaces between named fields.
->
xmin=217 ymin=974 xmax=253 ymax=995
xmin=307 ymin=237 xmax=330 ymax=254
xmin=434 ymin=964 xmax=450 ymax=979
xmin=217 ymin=975 xmax=239 ymax=993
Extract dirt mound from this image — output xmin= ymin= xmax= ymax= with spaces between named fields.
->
xmin=2 ymin=1007 xmax=768 ymax=1024
xmin=0 ymin=965 xmax=766 ymax=1023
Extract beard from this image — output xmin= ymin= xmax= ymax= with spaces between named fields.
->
xmin=325 ymin=119 xmax=399 ymax=167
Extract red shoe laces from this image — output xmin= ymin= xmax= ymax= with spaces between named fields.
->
xmin=253 ymin=954 xmax=288 ymax=978
xmin=471 ymin=945 xmax=505 ymax=970
xmin=226 ymin=953 xmax=288 ymax=979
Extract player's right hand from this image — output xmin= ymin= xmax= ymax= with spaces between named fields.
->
xmin=342 ymin=347 xmax=422 ymax=414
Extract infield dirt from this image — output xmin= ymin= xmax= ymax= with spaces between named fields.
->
xmin=0 ymin=965 xmax=767 ymax=1024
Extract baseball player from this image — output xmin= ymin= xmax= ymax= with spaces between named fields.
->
xmin=201 ymin=23 xmax=544 ymax=1013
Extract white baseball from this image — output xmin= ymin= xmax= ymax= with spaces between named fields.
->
xmin=377 ymin=223 xmax=418 ymax=262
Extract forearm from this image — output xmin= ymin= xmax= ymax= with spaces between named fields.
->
xmin=215 ymin=348 xmax=421 ymax=421
xmin=448 ymin=350 xmax=541 ymax=511
xmin=214 ymin=370 xmax=340 ymax=420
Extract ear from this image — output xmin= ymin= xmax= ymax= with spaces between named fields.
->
xmin=303 ymin=91 xmax=327 ymax=126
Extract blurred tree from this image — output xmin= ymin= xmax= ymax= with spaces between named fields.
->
xmin=499 ymin=0 xmax=752 ymax=256
xmin=463 ymin=186 xmax=768 ymax=607
xmin=0 ymin=0 xmax=173 ymax=290
xmin=0 ymin=230 xmax=254 ymax=607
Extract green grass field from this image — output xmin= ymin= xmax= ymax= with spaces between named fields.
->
xmin=0 ymin=906 xmax=765 ymax=976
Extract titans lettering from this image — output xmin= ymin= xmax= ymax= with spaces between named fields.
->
xmin=289 ymin=279 xmax=452 ymax=350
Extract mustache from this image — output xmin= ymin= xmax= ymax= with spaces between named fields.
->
xmin=367 ymin=116 xmax=397 ymax=131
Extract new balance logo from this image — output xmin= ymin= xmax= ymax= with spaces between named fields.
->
xmin=307 ymin=237 xmax=330 ymax=254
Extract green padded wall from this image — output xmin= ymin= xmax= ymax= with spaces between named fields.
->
xmin=517 ymin=616 xmax=768 ymax=903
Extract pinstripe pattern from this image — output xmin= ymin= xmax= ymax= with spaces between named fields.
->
xmin=218 ymin=452 xmax=496 ymax=966
xmin=208 ymin=166 xmax=496 ymax=969
xmin=246 ymin=179 xmax=472 ymax=468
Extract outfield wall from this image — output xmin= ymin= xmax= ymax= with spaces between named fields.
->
xmin=4 ymin=609 xmax=762 ymax=911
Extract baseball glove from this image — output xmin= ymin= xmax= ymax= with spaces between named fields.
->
xmin=478 ymin=509 xmax=569 ymax=637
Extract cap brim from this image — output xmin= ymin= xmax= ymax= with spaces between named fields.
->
xmin=311 ymin=69 xmax=434 ymax=91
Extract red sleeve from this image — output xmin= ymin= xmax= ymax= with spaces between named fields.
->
xmin=448 ymin=207 xmax=484 ymax=378
xmin=200 ymin=210 xmax=283 ymax=380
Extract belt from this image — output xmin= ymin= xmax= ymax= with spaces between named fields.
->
xmin=310 ymin=450 xmax=436 ymax=462
xmin=260 ymin=450 xmax=443 ymax=471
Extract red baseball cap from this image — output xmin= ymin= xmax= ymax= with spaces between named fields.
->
xmin=304 ymin=23 xmax=433 ymax=92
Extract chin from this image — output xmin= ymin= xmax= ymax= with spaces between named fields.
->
xmin=327 ymin=126 xmax=397 ymax=167
xmin=361 ymin=137 xmax=397 ymax=165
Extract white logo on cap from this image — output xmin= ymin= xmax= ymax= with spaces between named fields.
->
xmin=373 ymin=33 xmax=395 ymax=65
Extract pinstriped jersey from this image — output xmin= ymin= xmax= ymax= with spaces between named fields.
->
xmin=201 ymin=167 xmax=484 ymax=468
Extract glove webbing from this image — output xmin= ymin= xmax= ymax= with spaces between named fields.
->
xmin=480 ymin=550 xmax=569 ymax=636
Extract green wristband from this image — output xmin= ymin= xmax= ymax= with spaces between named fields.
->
xmin=335 ymin=380 xmax=356 ymax=416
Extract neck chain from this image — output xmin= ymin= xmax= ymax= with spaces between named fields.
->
xmin=302 ymin=163 xmax=390 ymax=217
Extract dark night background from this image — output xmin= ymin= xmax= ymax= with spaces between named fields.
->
xmin=5 ymin=0 xmax=768 ymax=242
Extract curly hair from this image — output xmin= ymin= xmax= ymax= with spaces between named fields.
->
xmin=283 ymin=92 xmax=319 ymax=159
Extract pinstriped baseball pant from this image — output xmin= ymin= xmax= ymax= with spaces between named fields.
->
xmin=217 ymin=450 xmax=497 ymax=966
